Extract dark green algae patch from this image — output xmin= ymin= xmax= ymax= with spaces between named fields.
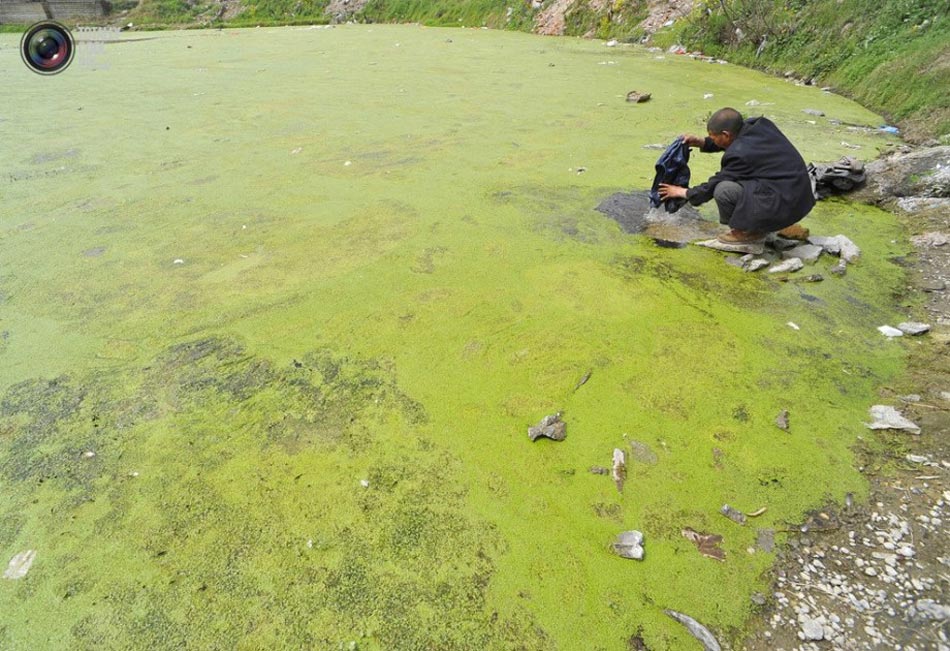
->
xmin=0 ymin=24 xmax=910 ymax=650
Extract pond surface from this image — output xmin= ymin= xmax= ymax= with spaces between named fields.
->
xmin=0 ymin=24 xmax=908 ymax=650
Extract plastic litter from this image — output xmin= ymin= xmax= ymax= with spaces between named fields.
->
xmin=664 ymin=609 xmax=722 ymax=651
xmin=865 ymin=405 xmax=921 ymax=434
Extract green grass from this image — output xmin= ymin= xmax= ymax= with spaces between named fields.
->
xmin=656 ymin=0 xmax=950 ymax=140
xmin=0 ymin=24 xmax=909 ymax=650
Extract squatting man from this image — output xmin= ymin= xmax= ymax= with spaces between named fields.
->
xmin=658 ymin=107 xmax=815 ymax=250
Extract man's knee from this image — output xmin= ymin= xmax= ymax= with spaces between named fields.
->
xmin=714 ymin=181 xmax=743 ymax=205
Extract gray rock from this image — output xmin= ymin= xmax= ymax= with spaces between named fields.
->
xmin=782 ymin=244 xmax=823 ymax=263
xmin=910 ymin=231 xmax=949 ymax=247
xmin=756 ymin=528 xmax=775 ymax=552
xmin=768 ymin=257 xmax=804 ymax=273
xmin=746 ymin=258 xmax=770 ymax=272
xmin=829 ymin=261 xmax=847 ymax=276
xmin=775 ymin=409 xmax=790 ymax=431
xmin=897 ymin=322 xmax=931 ymax=335
xmin=914 ymin=599 xmax=950 ymax=621
xmin=612 ymin=530 xmax=645 ymax=560
xmin=528 ymin=413 xmax=566 ymax=441
xmin=851 ymin=146 xmax=950 ymax=202
xmin=807 ymin=235 xmax=842 ymax=254
xmin=835 ymin=235 xmax=861 ymax=263
xmin=802 ymin=108 xmax=825 ymax=117
xmin=802 ymin=618 xmax=825 ymax=640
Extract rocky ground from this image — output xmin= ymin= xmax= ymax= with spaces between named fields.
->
xmin=740 ymin=147 xmax=950 ymax=651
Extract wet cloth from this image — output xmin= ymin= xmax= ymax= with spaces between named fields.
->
xmin=649 ymin=138 xmax=691 ymax=213
xmin=685 ymin=117 xmax=815 ymax=233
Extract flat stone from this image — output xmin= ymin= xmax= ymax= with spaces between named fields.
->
xmin=897 ymin=322 xmax=931 ymax=336
xmin=746 ymin=258 xmax=770 ymax=272
xmin=782 ymin=244 xmax=823 ymax=263
xmin=877 ymin=325 xmax=903 ymax=337
xmin=910 ymin=231 xmax=949 ymax=247
xmin=808 ymin=235 xmax=841 ymax=254
xmin=768 ymin=258 xmax=804 ymax=273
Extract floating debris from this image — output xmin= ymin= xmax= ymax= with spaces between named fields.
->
xmin=573 ymin=369 xmax=592 ymax=392
xmin=682 ymin=527 xmax=725 ymax=561
xmin=746 ymin=506 xmax=768 ymax=518
xmin=897 ymin=322 xmax=930 ymax=336
xmin=3 ymin=550 xmax=36 ymax=580
xmin=720 ymin=504 xmax=747 ymax=525
xmin=612 ymin=448 xmax=626 ymax=492
xmin=612 ymin=530 xmax=645 ymax=560
xmin=787 ymin=322 xmax=800 ymax=331
xmin=775 ymin=409 xmax=790 ymax=431
xmin=626 ymin=90 xmax=651 ymax=103
xmin=802 ymin=108 xmax=825 ymax=116
xmin=756 ymin=528 xmax=775 ymax=553
xmin=81 ymin=450 xmax=96 ymax=459
xmin=589 ymin=466 xmax=609 ymax=475
xmin=528 ymin=412 xmax=566 ymax=441
xmin=629 ymin=440 xmax=658 ymax=465
xmin=865 ymin=405 xmax=921 ymax=434
xmin=664 ymin=609 xmax=722 ymax=651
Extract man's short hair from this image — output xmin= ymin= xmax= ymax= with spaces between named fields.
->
xmin=707 ymin=108 xmax=744 ymax=135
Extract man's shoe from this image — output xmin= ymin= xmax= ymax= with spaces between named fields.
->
xmin=776 ymin=224 xmax=810 ymax=241
xmin=718 ymin=229 xmax=766 ymax=244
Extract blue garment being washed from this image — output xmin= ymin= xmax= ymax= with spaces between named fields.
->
xmin=649 ymin=138 xmax=691 ymax=213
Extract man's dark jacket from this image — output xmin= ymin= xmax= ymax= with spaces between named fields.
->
xmin=685 ymin=116 xmax=815 ymax=232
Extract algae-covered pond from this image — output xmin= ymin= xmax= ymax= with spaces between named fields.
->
xmin=0 ymin=24 xmax=910 ymax=650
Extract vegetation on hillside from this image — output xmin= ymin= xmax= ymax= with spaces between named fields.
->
xmin=656 ymin=0 xmax=950 ymax=142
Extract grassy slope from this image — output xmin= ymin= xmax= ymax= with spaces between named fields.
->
xmin=653 ymin=0 xmax=950 ymax=142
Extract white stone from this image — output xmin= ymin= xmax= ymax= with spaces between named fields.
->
xmin=802 ymin=618 xmax=824 ymax=640
xmin=878 ymin=325 xmax=904 ymax=337
xmin=769 ymin=257 xmax=804 ymax=273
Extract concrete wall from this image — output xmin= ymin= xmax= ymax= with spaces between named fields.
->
xmin=0 ymin=1 xmax=105 ymax=24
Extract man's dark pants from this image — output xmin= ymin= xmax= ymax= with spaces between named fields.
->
xmin=713 ymin=181 xmax=743 ymax=226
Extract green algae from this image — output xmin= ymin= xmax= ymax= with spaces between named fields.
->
xmin=0 ymin=24 xmax=910 ymax=650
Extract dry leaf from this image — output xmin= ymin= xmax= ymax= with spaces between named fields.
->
xmin=682 ymin=527 xmax=725 ymax=562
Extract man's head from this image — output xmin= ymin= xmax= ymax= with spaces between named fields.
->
xmin=706 ymin=107 xmax=744 ymax=149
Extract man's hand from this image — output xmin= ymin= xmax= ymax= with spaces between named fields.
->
xmin=658 ymin=183 xmax=688 ymax=200
xmin=680 ymin=134 xmax=705 ymax=148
